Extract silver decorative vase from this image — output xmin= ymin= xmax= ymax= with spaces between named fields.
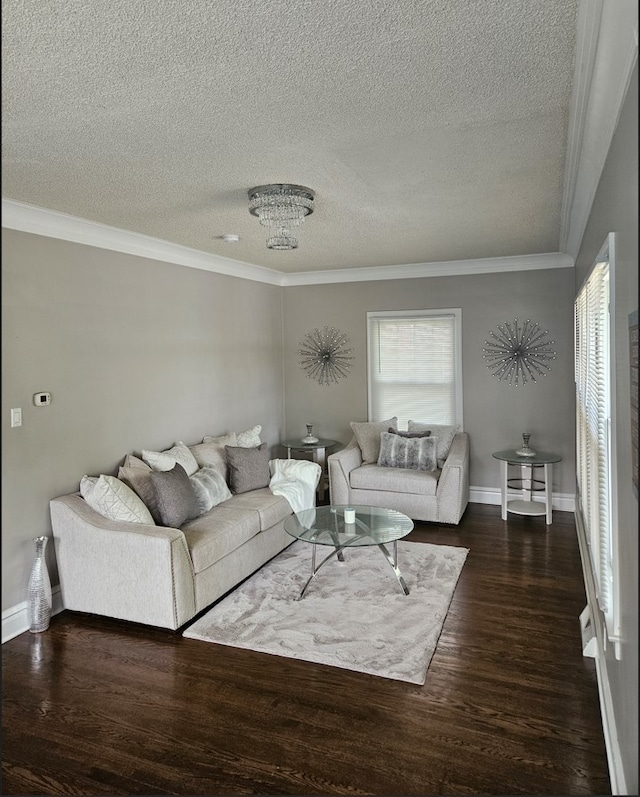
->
xmin=516 ymin=433 xmax=536 ymax=457
xmin=28 ymin=536 xmax=52 ymax=633
xmin=301 ymin=423 xmax=319 ymax=444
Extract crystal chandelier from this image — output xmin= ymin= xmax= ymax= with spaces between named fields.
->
xmin=248 ymin=184 xmax=314 ymax=250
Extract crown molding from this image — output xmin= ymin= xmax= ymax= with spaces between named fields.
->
xmin=3 ymin=199 xmax=573 ymax=286
xmin=280 ymin=253 xmax=574 ymax=285
xmin=560 ymin=0 xmax=639 ymax=258
xmin=1 ymin=199 xmax=284 ymax=286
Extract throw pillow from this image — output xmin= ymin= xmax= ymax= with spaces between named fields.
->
xmin=349 ymin=417 xmax=398 ymax=464
xmin=388 ymin=428 xmax=431 ymax=438
xmin=150 ymin=463 xmax=200 ymax=528
xmin=377 ymin=432 xmax=438 ymax=472
xmin=192 ymin=433 xmax=237 ymax=481
xmin=117 ymin=465 xmax=163 ymax=525
xmin=189 ymin=466 xmax=233 ymax=514
xmin=225 ymin=443 xmax=270 ymax=494
xmin=407 ymin=422 xmax=460 ymax=467
xmin=142 ymin=441 xmax=199 ymax=476
xmin=236 ymin=425 xmax=262 ymax=448
xmin=80 ymin=474 xmax=155 ymax=524
xmin=121 ymin=453 xmax=151 ymax=471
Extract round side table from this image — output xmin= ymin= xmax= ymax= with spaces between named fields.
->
xmin=281 ymin=438 xmax=339 ymax=502
xmin=492 ymin=449 xmax=562 ymax=525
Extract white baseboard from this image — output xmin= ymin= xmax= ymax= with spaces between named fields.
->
xmin=2 ymin=587 xmax=64 ymax=644
xmin=469 ymin=486 xmax=575 ymax=512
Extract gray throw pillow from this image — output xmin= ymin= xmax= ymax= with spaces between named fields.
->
xmin=350 ymin=417 xmax=398 ymax=464
xmin=377 ymin=431 xmax=438 ymax=472
xmin=225 ymin=443 xmax=270 ymax=494
xmin=189 ymin=466 xmax=233 ymax=514
xmin=118 ymin=465 xmax=163 ymax=525
xmin=150 ymin=463 xmax=200 ymax=528
xmin=408 ymin=422 xmax=460 ymax=467
xmin=388 ymin=428 xmax=431 ymax=438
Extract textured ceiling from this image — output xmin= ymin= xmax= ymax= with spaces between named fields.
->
xmin=2 ymin=0 xmax=579 ymax=273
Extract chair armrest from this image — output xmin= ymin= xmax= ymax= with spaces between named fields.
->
xmin=50 ymin=494 xmax=196 ymax=629
xmin=436 ymin=433 xmax=470 ymax=523
xmin=328 ymin=438 xmax=362 ymax=505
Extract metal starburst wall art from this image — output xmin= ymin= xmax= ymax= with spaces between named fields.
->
xmin=482 ymin=319 xmax=556 ymax=386
xmin=298 ymin=326 xmax=354 ymax=386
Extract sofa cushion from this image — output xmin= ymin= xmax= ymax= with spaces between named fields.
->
xmin=181 ymin=505 xmax=262 ymax=573
xmin=150 ymin=464 xmax=200 ymax=527
xmin=377 ymin=431 xmax=438 ymax=471
xmin=349 ymin=464 xmax=439 ymax=496
xmin=189 ymin=466 xmax=233 ymax=514
xmin=117 ymin=465 xmax=163 ymax=524
xmin=80 ymin=474 xmax=155 ymax=524
xmin=407 ymin=422 xmax=460 ymax=467
xmin=142 ymin=441 xmax=199 ymax=476
xmin=226 ymin=443 xmax=270 ymax=494
xmin=349 ymin=417 xmax=398 ymax=464
xmin=191 ymin=433 xmax=237 ymax=481
xmin=218 ymin=488 xmax=291 ymax=531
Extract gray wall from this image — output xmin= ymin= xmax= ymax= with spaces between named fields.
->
xmin=574 ymin=65 xmax=638 ymax=795
xmin=2 ymin=231 xmax=577 ymax=615
xmin=2 ymin=231 xmax=285 ymax=609
xmin=282 ymin=269 xmax=576 ymax=495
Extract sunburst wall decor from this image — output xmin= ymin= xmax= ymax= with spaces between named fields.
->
xmin=482 ymin=319 xmax=556 ymax=386
xmin=298 ymin=327 xmax=354 ymax=386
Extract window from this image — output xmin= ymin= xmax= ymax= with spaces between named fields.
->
xmin=367 ymin=309 xmax=463 ymax=429
xmin=574 ymin=232 xmax=620 ymax=657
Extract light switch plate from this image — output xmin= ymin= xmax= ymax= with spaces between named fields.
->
xmin=11 ymin=408 xmax=22 ymax=427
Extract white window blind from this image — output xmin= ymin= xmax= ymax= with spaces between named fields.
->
xmin=367 ymin=309 xmax=462 ymax=429
xmin=574 ymin=232 xmax=620 ymax=654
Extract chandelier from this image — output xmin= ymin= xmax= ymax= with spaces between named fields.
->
xmin=248 ymin=184 xmax=314 ymax=250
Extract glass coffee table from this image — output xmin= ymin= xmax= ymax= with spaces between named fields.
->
xmin=284 ymin=505 xmax=414 ymax=599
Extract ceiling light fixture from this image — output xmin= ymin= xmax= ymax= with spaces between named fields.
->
xmin=248 ymin=184 xmax=314 ymax=251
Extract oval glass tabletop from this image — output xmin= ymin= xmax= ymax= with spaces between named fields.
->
xmin=284 ymin=504 xmax=414 ymax=547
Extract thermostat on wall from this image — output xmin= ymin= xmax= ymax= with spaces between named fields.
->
xmin=33 ymin=392 xmax=51 ymax=406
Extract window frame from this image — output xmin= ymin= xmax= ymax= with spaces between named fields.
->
xmin=574 ymin=231 xmax=621 ymax=658
xmin=366 ymin=308 xmax=463 ymax=428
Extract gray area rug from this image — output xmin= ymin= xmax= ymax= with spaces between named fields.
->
xmin=184 ymin=540 xmax=469 ymax=684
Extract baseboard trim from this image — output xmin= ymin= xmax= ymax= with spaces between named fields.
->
xmin=2 ymin=587 xmax=64 ymax=644
xmin=469 ymin=486 xmax=575 ymax=512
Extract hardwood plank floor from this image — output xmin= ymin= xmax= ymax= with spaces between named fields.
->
xmin=2 ymin=504 xmax=610 ymax=795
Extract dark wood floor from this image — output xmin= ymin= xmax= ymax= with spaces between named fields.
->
xmin=2 ymin=504 xmax=610 ymax=796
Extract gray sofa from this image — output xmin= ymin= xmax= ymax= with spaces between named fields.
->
xmin=328 ymin=432 xmax=470 ymax=524
xmin=50 ymin=487 xmax=295 ymax=630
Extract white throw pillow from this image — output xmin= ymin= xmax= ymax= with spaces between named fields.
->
xmin=142 ymin=441 xmax=199 ymax=476
xmin=407 ymin=422 xmax=460 ymax=467
xmin=189 ymin=466 xmax=233 ymax=514
xmin=80 ymin=475 xmax=155 ymax=524
xmin=235 ymin=425 xmax=262 ymax=448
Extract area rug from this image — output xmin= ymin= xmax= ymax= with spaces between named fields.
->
xmin=183 ymin=540 xmax=469 ymax=684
